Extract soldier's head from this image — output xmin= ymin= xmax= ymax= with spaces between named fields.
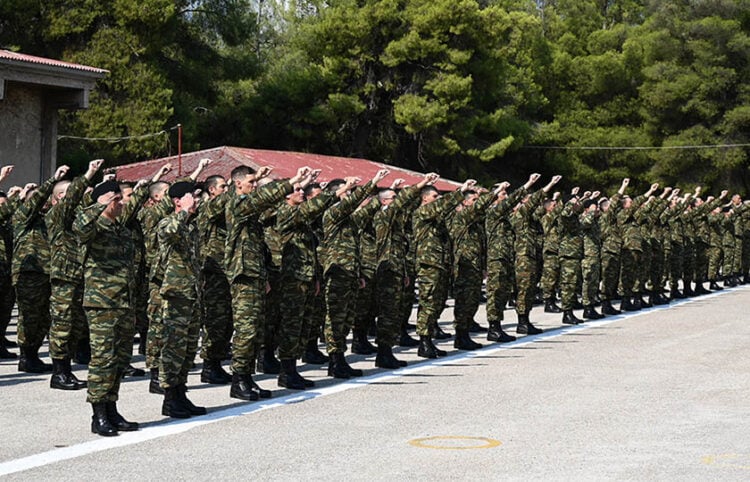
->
xmin=0 ymin=191 xmax=6 ymax=206
xmin=732 ymin=194 xmax=742 ymax=206
xmin=621 ymin=195 xmax=633 ymax=209
xmin=326 ymin=179 xmax=348 ymax=198
xmin=583 ymin=199 xmax=598 ymax=213
xmin=205 ymin=175 xmax=228 ymax=199
xmin=543 ymin=198 xmax=556 ymax=213
xmin=92 ymin=180 xmax=123 ymax=220
xmin=119 ymin=182 xmax=134 ymax=203
xmin=231 ymin=166 xmax=257 ymax=195
xmin=50 ymin=180 xmax=72 ymax=206
xmin=420 ymin=186 xmax=440 ymax=205
xmin=169 ymin=181 xmax=197 ymax=215
xmin=520 ymin=193 xmax=531 ymax=205
xmin=286 ymin=181 xmax=306 ymax=206
xmin=305 ymin=183 xmax=322 ymax=199
xmin=598 ymin=197 xmax=610 ymax=212
xmin=462 ymin=190 xmax=478 ymax=207
xmin=379 ymin=189 xmax=396 ymax=207
xmin=495 ymin=190 xmax=508 ymax=203
xmin=150 ymin=181 xmax=169 ymax=203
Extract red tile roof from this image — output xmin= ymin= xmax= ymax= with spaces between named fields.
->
xmin=0 ymin=49 xmax=108 ymax=74
xmin=112 ymin=146 xmax=462 ymax=190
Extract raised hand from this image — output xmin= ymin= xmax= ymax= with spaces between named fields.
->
xmin=86 ymin=159 xmax=105 ymax=180
xmin=390 ymin=178 xmax=405 ymax=190
xmin=460 ymin=179 xmax=477 ymax=192
xmin=0 ymin=165 xmax=13 ymax=182
xmin=54 ymin=165 xmax=70 ymax=181
xmin=373 ymin=169 xmax=390 ymax=184
xmin=97 ymin=191 xmax=117 ymax=206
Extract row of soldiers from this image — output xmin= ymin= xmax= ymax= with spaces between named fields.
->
xmin=0 ymin=161 xmax=747 ymax=437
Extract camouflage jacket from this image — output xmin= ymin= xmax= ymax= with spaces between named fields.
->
xmin=261 ymin=205 xmax=283 ymax=274
xmin=599 ymin=193 xmax=623 ymax=255
xmin=374 ymin=186 xmax=421 ymax=275
xmin=449 ymin=192 xmax=494 ymax=271
xmin=557 ymin=199 xmax=584 ymax=259
xmin=276 ymin=191 xmax=336 ymax=283
xmin=485 ymin=187 xmax=526 ymax=263
xmin=663 ymin=203 xmax=686 ymax=245
xmin=157 ymin=210 xmax=201 ymax=300
xmin=722 ymin=213 xmax=736 ymax=247
xmin=225 ymin=181 xmax=293 ymax=283
xmin=541 ymin=202 xmax=562 ymax=255
xmin=617 ymin=195 xmax=646 ymax=252
xmin=510 ymin=189 xmax=546 ymax=259
xmin=0 ymin=196 xmax=20 ymax=271
xmin=12 ymin=176 xmax=56 ymax=281
xmin=580 ymin=210 xmax=601 ymax=258
xmin=139 ymin=195 xmax=173 ymax=271
xmin=196 ymin=191 xmax=230 ymax=274
xmin=321 ymin=181 xmax=377 ymax=276
xmin=74 ymin=203 xmax=136 ymax=309
xmin=357 ymin=199 xmax=381 ymax=280
xmin=732 ymin=202 xmax=750 ymax=237
xmin=46 ymin=175 xmax=90 ymax=283
xmin=413 ymin=189 xmax=463 ymax=271
xmin=707 ymin=212 xmax=724 ymax=248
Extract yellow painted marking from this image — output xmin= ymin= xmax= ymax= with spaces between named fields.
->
xmin=409 ymin=436 xmax=502 ymax=450
xmin=702 ymin=454 xmax=750 ymax=470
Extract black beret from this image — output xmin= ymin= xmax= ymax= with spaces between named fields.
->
xmin=583 ymin=199 xmax=597 ymax=209
xmin=168 ymin=181 xmax=195 ymax=199
xmin=91 ymin=180 xmax=121 ymax=200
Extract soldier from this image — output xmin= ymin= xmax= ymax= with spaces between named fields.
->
xmin=374 ymin=173 xmax=438 ymax=366
xmin=511 ymin=175 xmax=562 ymax=335
xmin=157 ymin=181 xmax=207 ymax=418
xmin=721 ymin=206 xmax=736 ymax=287
xmin=322 ymin=169 xmax=389 ymax=377
xmin=598 ymin=178 xmax=629 ymax=315
xmin=47 ymin=159 xmax=104 ymax=390
xmin=14 ymin=164 xmax=70 ymax=373
xmin=580 ymin=196 xmax=604 ymax=319
xmin=0 ymin=165 xmax=18 ymax=359
xmin=557 ymin=188 xmax=589 ymax=325
xmin=225 ymin=165 xmax=310 ymax=400
xmin=730 ymin=195 xmax=748 ymax=285
xmin=196 ymin=173 xmax=234 ymax=384
xmin=74 ymin=180 xmax=143 ymax=436
xmin=707 ymin=204 xmax=726 ymax=290
xmin=413 ymin=178 xmax=476 ymax=359
xmin=540 ymin=193 xmax=562 ymax=313
xmin=258 ymin=176 xmax=283 ymax=375
xmin=485 ymin=174 xmax=539 ymax=342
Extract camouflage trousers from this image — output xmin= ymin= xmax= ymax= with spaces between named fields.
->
xmin=540 ymin=251 xmax=560 ymax=300
xmin=707 ymin=246 xmax=723 ymax=281
xmin=134 ymin=266 xmax=149 ymax=342
xmin=324 ymin=267 xmax=360 ymax=353
xmin=620 ymin=248 xmax=641 ymax=296
xmin=514 ymin=254 xmax=539 ymax=315
xmin=415 ymin=264 xmax=449 ymax=337
xmin=559 ymin=256 xmax=582 ymax=311
xmin=200 ymin=269 xmax=233 ymax=361
xmin=304 ymin=288 xmax=326 ymax=347
xmin=85 ymin=307 xmax=135 ymax=403
xmin=15 ymin=272 xmax=51 ymax=350
xmin=668 ymin=242 xmax=684 ymax=290
xmin=723 ymin=241 xmax=736 ymax=277
xmin=600 ymin=250 xmax=621 ymax=301
xmin=682 ymin=240 xmax=696 ymax=285
xmin=400 ymin=268 xmax=417 ymax=328
xmin=278 ymin=276 xmax=314 ymax=360
xmin=743 ymin=235 xmax=750 ymax=276
xmin=159 ymin=297 xmax=200 ymax=389
xmin=0 ymin=273 xmax=15 ymax=339
xmin=486 ymin=257 xmax=513 ymax=321
xmin=49 ymin=279 xmax=87 ymax=360
xmin=354 ymin=273 xmax=376 ymax=334
xmin=646 ymin=240 xmax=664 ymax=292
xmin=375 ymin=265 xmax=404 ymax=348
xmin=263 ymin=270 xmax=282 ymax=355
xmin=694 ymin=241 xmax=709 ymax=283
xmin=452 ymin=261 xmax=483 ymax=331
xmin=145 ymin=282 xmax=165 ymax=369
xmin=581 ymin=255 xmax=600 ymax=306
xmin=230 ymin=275 xmax=266 ymax=375
xmin=732 ymin=236 xmax=743 ymax=274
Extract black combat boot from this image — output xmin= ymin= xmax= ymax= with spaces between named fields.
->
xmin=0 ymin=344 xmax=17 ymax=359
xmin=18 ymin=347 xmax=52 ymax=373
xmin=338 ymin=353 xmax=363 ymax=377
xmin=122 ymin=364 xmax=146 ymax=378
xmin=562 ymin=310 xmax=582 ymax=325
xmin=572 ymin=298 xmax=584 ymax=310
xmin=162 ymin=386 xmax=192 ymax=418
xmin=398 ymin=322 xmax=420 ymax=347
xmin=454 ymin=329 xmax=483 ymax=350
xmin=468 ymin=320 xmax=488 ymax=333
xmin=516 ymin=313 xmax=543 ymax=335
xmin=257 ymin=348 xmax=281 ymax=375
xmin=327 ymin=352 xmax=351 ymax=379
xmin=91 ymin=402 xmax=118 ymax=436
xmin=582 ymin=306 xmax=604 ymax=320
xmin=177 ymin=384 xmax=207 ymax=415
xmin=351 ymin=330 xmax=377 ymax=355
xmin=724 ymin=276 xmax=736 ymax=287
xmin=200 ymin=359 xmax=232 ymax=384
xmin=631 ymin=296 xmax=643 ymax=310
xmin=693 ymin=282 xmax=710 ymax=295
xmin=639 ymin=294 xmax=652 ymax=308
xmin=670 ymin=288 xmax=685 ymax=299
xmin=278 ymin=358 xmax=310 ymax=390
xmin=375 ymin=344 xmax=407 ymax=369
xmin=149 ymin=368 xmax=164 ymax=394
xmin=683 ymin=284 xmax=695 ymax=297
xmin=301 ymin=339 xmax=329 ymax=364
xmin=486 ymin=321 xmax=516 ymax=343
xmin=433 ymin=324 xmax=452 ymax=340
xmin=50 ymin=358 xmax=87 ymax=390
xmin=106 ymin=402 xmax=139 ymax=431
xmin=544 ymin=299 xmax=562 ymax=313
xmin=417 ymin=335 xmax=439 ymax=359
xmin=709 ymin=280 xmax=723 ymax=291
xmin=601 ymin=300 xmax=621 ymax=315
xmin=230 ymin=373 xmax=260 ymax=401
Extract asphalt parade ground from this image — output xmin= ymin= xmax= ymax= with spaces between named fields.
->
xmin=1 ymin=286 xmax=750 ymax=480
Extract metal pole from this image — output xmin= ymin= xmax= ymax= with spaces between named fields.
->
xmin=177 ymin=123 xmax=182 ymax=176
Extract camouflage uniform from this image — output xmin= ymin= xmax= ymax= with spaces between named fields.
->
xmin=157 ymin=210 xmax=202 ymax=389
xmin=353 ymin=200 xmax=380 ymax=337
xmin=196 ymin=191 xmax=233 ymax=363
xmin=485 ymin=187 xmax=526 ymax=321
xmin=74 ymin=202 xmax=136 ymax=403
xmin=449 ymin=193 xmax=494 ymax=330
xmin=322 ymin=181 xmax=377 ymax=353
xmin=580 ymin=209 xmax=601 ymax=307
xmin=399 ymin=198 xmax=421 ymax=331
xmin=261 ymin=206 xmax=283 ymax=362
xmin=13 ymin=177 xmax=56 ymax=354
xmin=642 ymin=198 xmax=667 ymax=296
xmin=304 ymin=214 xmax=327 ymax=349
xmin=510 ymin=189 xmax=546 ymax=315
xmin=276 ymin=192 xmax=336 ymax=360
xmin=0 ymin=196 xmax=18 ymax=344
xmin=225 ymin=181 xmax=293 ymax=375
xmin=721 ymin=212 xmax=736 ymax=279
xmin=665 ymin=204 xmax=685 ymax=292
xmin=540 ymin=202 xmax=562 ymax=301
xmin=731 ymin=203 xmax=749 ymax=276
xmin=374 ymin=186 xmax=421 ymax=347
xmin=617 ymin=196 xmax=646 ymax=298
xmin=557 ymin=200 xmax=584 ymax=311
xmin=707 ymin=211 xmax=724 ymax=283
xmin=599 ymin=193 xmax=622 ymax=302
xmin=47 ymin=176 xmax=90 ymax=360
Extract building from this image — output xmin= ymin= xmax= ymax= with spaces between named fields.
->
xmin=0 ymin=50 xmax=107 ymax=184
xmin=113 ymin=146 xmax=462 ymax=190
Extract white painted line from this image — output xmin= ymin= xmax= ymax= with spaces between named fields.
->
xmin=0 ymin=285 xmax=745 ymax=476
